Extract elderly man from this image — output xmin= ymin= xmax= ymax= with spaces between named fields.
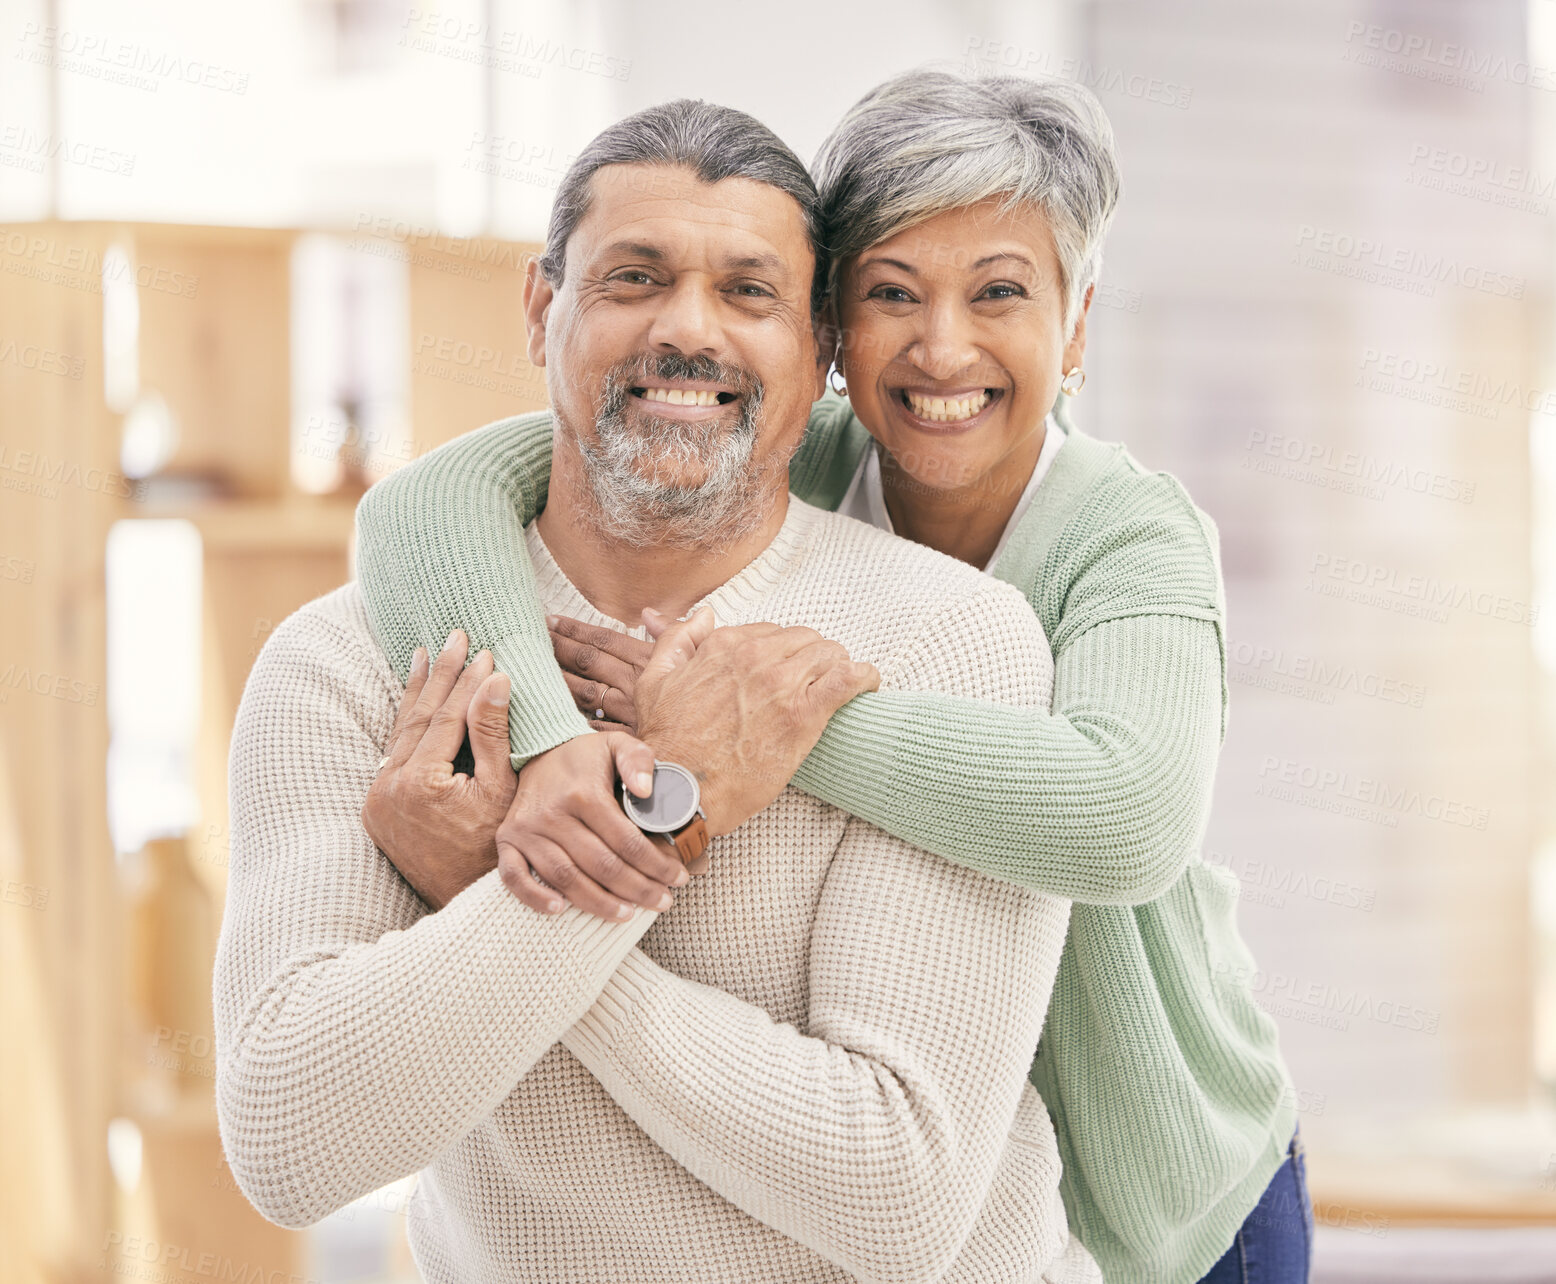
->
xmin=214 ymin=100 xmax=1095 ymax=1283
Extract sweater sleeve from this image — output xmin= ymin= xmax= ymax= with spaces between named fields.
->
xmin=562 ymin=583 xmax=1073 ymax=1284
xmin=355 ymin=407 xmax=1221 ymax=904
xmin=791 ymin=612 xmax=1223 ymax=905
xmin=354 ymin=411 xmax=590 ymax=769
xmin=355 ymin=402 xmax=866 ymax=768
xmin=213 ymin=595 xmax=659 ymax=1229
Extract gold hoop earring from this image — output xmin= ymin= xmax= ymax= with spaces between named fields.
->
xmin=828 ymin=366 xmax=848 ymax=397
xmin=1060 ymin=366 xmax=1086 ymax=396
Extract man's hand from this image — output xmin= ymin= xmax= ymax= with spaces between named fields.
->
xmin=362 ymin=631 xmax=516 ymax=911
xmin=497 ymin=734 xmax=689 ymax=921
xmin=633 ymin=607 xmax=882 ymax=836
xmin=548 ymin=606 xmax=882 ymax=835
xmin=499 ymin=607 xmax=879 ymax=920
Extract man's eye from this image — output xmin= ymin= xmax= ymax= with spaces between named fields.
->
xmin=612 ymin=270 xmax=655 ymax=285
xmin=732 ymin=283 xmax=773 ymax=298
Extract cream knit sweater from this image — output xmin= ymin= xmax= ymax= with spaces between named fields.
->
xmin=214 ymin=496 xmax=1099 ymax=1284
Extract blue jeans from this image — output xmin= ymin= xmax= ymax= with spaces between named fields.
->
xmin=1198 ymin=1130 xmax=1313 ymax=1283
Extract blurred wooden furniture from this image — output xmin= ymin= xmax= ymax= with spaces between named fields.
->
xmin=0 ymin=222 xmax=130 ymax=1284
xmin=0 ymin=218 xmax=545 ymax=1284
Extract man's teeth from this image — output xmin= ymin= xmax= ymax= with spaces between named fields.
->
xmin=638 ymin=387 xmax=724 ymax=406
xmin=904 ymin=389 xmax=992 ymax=422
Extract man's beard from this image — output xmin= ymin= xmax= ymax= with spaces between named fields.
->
xmin=566 ymin=353 xmax=777 ymax=551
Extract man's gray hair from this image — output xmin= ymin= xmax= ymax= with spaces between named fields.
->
xmin=812 ymin=69 xmax=1121 ymax=336
xmin=538 ymin=99 xmax=827 ymax=313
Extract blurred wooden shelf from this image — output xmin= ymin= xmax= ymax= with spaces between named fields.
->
xmin=134 ymin=495 xmax=359 ymax=549
xmin=1311 ymin=1156 xmax=1556 ymax=1227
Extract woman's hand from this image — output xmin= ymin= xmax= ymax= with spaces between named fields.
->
xmin=547 ymin=613 xmax=654 ymax=733
xmin=362 ymin=632 xmax=518 ymax=911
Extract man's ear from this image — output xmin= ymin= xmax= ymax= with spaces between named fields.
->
xmin=1062 ymin=283 xmax=1094 ymax=372
xmin=523 ymin=255 xmax=554 ymax=368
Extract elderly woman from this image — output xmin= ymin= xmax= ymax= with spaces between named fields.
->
xmin=355 ymin=71 xmax=1308 ymax=1284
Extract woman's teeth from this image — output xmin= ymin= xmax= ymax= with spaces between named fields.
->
xmin=903 ymin=389 xmax=993 ymax=422
xmin=638 ymin=387 xmax=723 ymax=406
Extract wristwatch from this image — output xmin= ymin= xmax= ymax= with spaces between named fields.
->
xmin=620 ymin=760 xmax=711 ymax=875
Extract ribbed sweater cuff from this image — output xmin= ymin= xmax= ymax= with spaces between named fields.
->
xmin=562 ymin=949 xmax=663 ymax=1066
xmin=558 ymin=910 xmax=661 ymax=986
xmin=791 ymin=692 xmax=898 ymax=803
xmin=494 ymin=629 xmax=593 ymax=769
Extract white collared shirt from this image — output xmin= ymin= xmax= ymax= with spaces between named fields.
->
xmin=837 ymin=415 xmax=1066 ymax=573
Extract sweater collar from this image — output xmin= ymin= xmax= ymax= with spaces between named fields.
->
xmin=526 ymin=497 xmax=824 ymax=637
xmin=989 ymin=428 xmax=1123 ymax=589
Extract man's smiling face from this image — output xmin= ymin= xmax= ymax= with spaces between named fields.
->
xmin=524 ymin=163 xmax=825 ymax=545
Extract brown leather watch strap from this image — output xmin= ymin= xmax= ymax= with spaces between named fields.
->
xmin=671 ymin=814 xmax=711 ymax=876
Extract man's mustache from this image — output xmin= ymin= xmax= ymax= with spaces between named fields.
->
xmin=599 ymin=353 xmax=764 ymax=414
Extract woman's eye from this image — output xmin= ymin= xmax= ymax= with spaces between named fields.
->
xmin=980 ymin=283 xmax=1025 ymax=301
xmin=870 ymin=285 xmax=915 ymax=303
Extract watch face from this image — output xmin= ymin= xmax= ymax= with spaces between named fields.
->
xmin=624 ymin=762 xmax=700 ymax=832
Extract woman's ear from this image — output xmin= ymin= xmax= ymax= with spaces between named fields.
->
xmin=1062 ymin=283 xmax=1094 ymax=372
xmin=523 ymin=255 xmax=554 ymax=368
xmin=813 ymin=299 xmax=841 ymax=400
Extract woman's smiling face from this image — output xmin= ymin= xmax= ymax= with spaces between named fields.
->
xmin=835 ymin=198 xmax=1089 ymax=505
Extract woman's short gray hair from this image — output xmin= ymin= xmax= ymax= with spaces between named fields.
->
xmin=812 ymin=68 xmax=1121 ymax=336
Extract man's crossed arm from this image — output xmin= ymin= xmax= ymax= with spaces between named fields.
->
xmin=214 ymin=583 xmax=1068 ymax=1282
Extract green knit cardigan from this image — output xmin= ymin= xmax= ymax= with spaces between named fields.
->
xmin=354 ymin=398 xmax=1297 ymax=1284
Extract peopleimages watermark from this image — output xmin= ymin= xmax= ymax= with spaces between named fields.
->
xmin=1092 ymin=282 xmax=1143 ymax=313
xmin=1212 ymin=959 xmax=1441 ymax=1035
xmin=146 ymin=1025 xmax=214 ymax=1080
xmin=1242 ymin=430 xmax=1474 ymax=505
xmin=198 ymin=822 xmax=232 ymax=870
xmin=296 ymin=414 xmax=446 ymax=483
xmin=1201 ymin=852 xmax=1375 ymax=908
xmin=2 ymin=879 xmax=50 ymax=911
xmin=413 ymin=332 xmax=545 ymax=398
xmin=100 ymin=1233 xmax=323 ymax=1284
xmin=15 ymin=22 xmax=250 ymax=95
xmin=1293 ymin=225 xmax=1526 ymax=299
xmin=0 ymin=662 xmax=100 ymax=706
xmin=348 ymin=214 xmax=531 ymax=282
xmin=0 ymin=554 xmax=37 ymax=584
xmin=0 ymin=444 xmax=145 ymax=502
xmin=1341 ymin=20 xmax=1556 ymax=94
xmin=1405 ymin=143 xmax=1556 ymax=216
xmin=963 ymin=38 xmax=1193 ymax=108
xmin=1255 ymin=755 xmax=1490 ymax=831
xmin=1277 ymin=1085 xmax=1330 ymax=1117
xmin=1228 ymin=640 xmax=1426 ymax=709
xmin=462 ymin=132 xmax=576 ymax=190
xmin=0 ymin=126 xmax=135 ymax=178
xmin=399 ymin=9 xmax=631 ymax=82
xmin=0 ymin=338 xmax=84 ymax=381
xmin=1306 ymin=552 xmax=1539 ymax=627
xmin=1200 ymin=849 xmax=1378 ymax=914
xmin=0 ymin=231 xmax=200 ymax=300
xmin=1356 ymin=347 xmax=1556 ymax=420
